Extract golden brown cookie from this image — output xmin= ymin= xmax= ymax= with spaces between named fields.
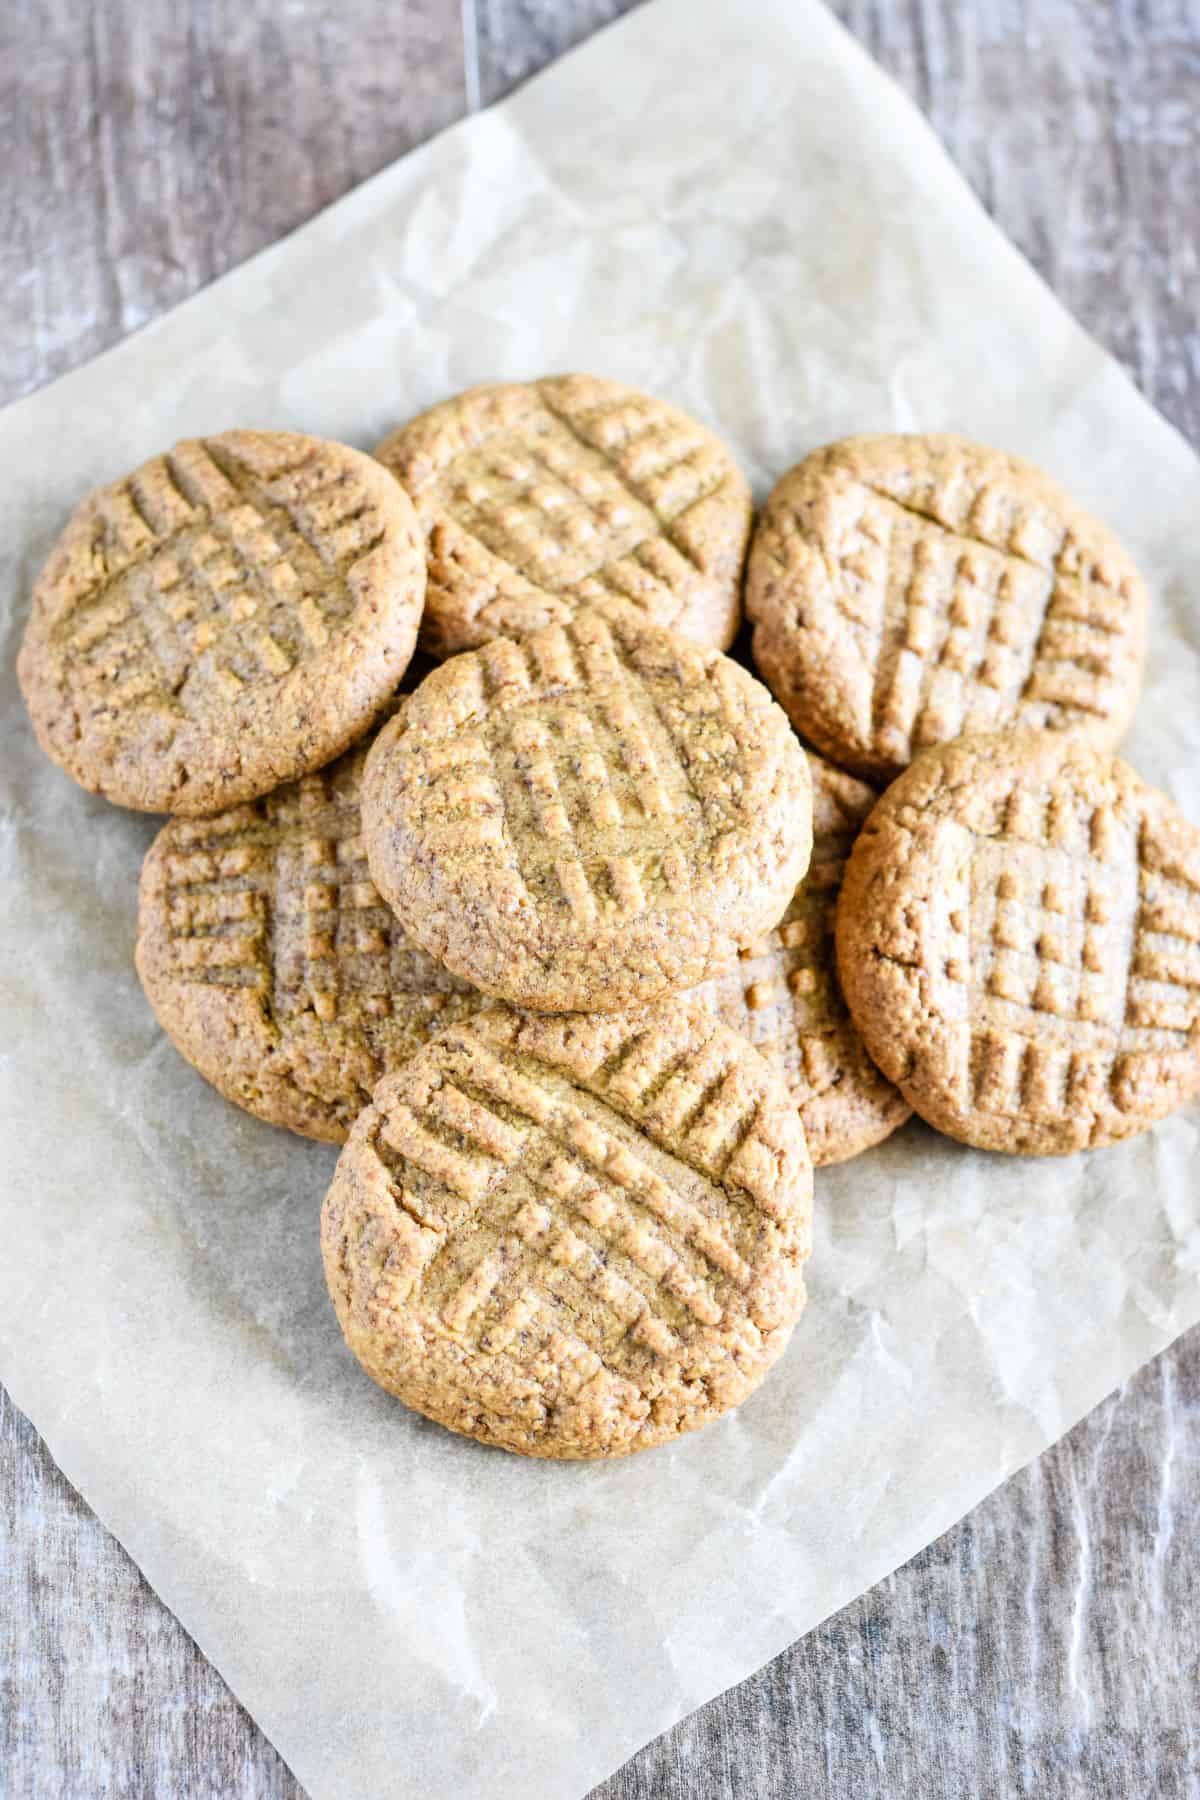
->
xmin=374 ymin=375 xmax=751 ymax=658
xmin=19 ymin=431 xmax=425 ymax=814
xmin=746 ymin=434 xmax=1147 ymax=783
xmin=136 ymin=728 xmax=490 ymax=1142
xmin=321 ymin=1000 xmax=813 ymax=1458
xmin=689 ymin=750 xmax=910 ymax=1165
xmin=836 ymin=731 xmax=1200 ymax=1154
xmin=361 ymin=605 xmax=813 ymax=1014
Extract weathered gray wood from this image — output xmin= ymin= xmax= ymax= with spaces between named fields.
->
xmin=2 ymin=2 xmax=1199 ymax=1797
xmin=598 ymin=1336 xmax=1200 ymax=1799
xmin=0 ymin=0 xmax=466 ymax=403
xmin=0 ymin=1387 xmax=299 ymax=1799
xmin=473 ymin=0 xmax=641 ymax=105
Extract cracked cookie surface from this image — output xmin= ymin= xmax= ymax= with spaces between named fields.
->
xmin=360 ymin=604 xmax=813 ymax=1014
xmin=374 ymin=374 xmax=751 ymax=658
xmin=836 ymin=731 xmax=1200 ymax=1154
xmin=321 ymin=1000 xmax=813 ymax=1458
xmin=19 ymin=430 xmax=425 ymax=813
xmin=746 ymin=434 xmax=1147 ymax=783
xmin=688 ymin=749 xmax=910 ymax=1164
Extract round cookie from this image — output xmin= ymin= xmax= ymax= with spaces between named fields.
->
xmin=19 ymin=430 xmax=425 ymax=814
xmin=321 ymin=1000 xmax=813 ymax=1458
xmin=137 ymin=727 xmax=490 ymax=1143
xmin=360 ymin=604 xmax=814 ymax=1014
xmin=374 ymin=374 xmax=751 ymax=658
xmin=689 ymin=749 xmax=910 ymax=1165
xmin=746 ymin=434 xmax=1147 ymax=783
xmin=836 ymin=731 xmax=1200 ymax=1155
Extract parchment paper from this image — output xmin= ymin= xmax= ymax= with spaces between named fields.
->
xmin=2 ymin=2 xmax=1199 ymax=1795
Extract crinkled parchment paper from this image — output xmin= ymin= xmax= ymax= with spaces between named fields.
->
xmin=2 ymin=2 xmax=1198 ymax=1795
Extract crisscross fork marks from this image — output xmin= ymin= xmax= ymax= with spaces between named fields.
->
xmin=472 ymin=1274 xmax=648 ymax=1410
xmin=62 ymin=436 xmax=389 ymax=718
xmin=65 ymin=442 xmax=311 ymax=682
xmin=376 ymin=1032 xmax=758 ymax=1290
xmin=257 ymin=763 xmax=478 ymax=1038
xmin=536 ymin=389 xmax=733 ymax=578
xmin=959 ymin=786 xmax=1147 ymax=1119
xmin=363 ymin=599 xmax=809 ymax=1015
xmin=859 ymin=476 xmax=1136 ymax=744
xmin=857 ymin=476 xmax=1069 ymax=573
xmin=548 ymin=1012 xmax=782 ymax=1208
xmin=703 ymin=864 xmax=844 ymax=1061
xmin=323 ymin=1000 xmax=811 ymax=1456
xmin=835 ymin=733 xmax=1200 ymax=1157
xmin=160 ymin=808 xmax=275 ymax=990
xmin=861 ymin=494 xmax=1058 ymax=762
xmin=158 ymin=766 xmax=428 ymax=1023
xmin=159 ymin=440 xmax=378 ymax=692
xmin=753 ymin=442 xmax=1147 ymax=784
xmin=856 ymin=467 xmax=1145 ymax=651
xmin=433 ymin=388 xmax=733 ymax=596
xmin=577 ymin=534 xmax=713 ymax=624
xmin=142 ymin=738 xmax=504 ymax=1139
xmin=555 ymin=389 xmax=733 ymax=515
xmin=372 ymin=1094 xmax=745 ymax=1395
xmin=438 ymin=421 xmax=656 ymax=591
xmin=436 ymin=1189 xmax=692 ymax=1378
xmin=1127 ymin=825 xmax=1200 ymax=1036
xmin=427 ymin=1238 xmax=662 ymax=1447
xmin=590 ymin=622 xmax=721 ymax=813
xmin=1018 ymin=576 xmax=1135 ymax=723
xmin=471 ymin=622 xmax=710 ymax=918
xmin=267 ymin=772 xmax=397 ymax=1026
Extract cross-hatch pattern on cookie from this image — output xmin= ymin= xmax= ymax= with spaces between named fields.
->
xmin=433 ymin=396 xmax=722 ymax=596
xmin=940 ymin=781 xmax=1200 ymax=1122
xmin=391 ymin=616 xmax=772 ymax=923
xmin=838 ymin=735 xmax=1200 ymax=1153
xmin=748 ymin=437 xmax=1147 ymax=783
xmin=370 ymin=1037 xmax=762 ymax=1357
xmin=58 ymin=439 xmax=385 ymax=721
xmin=323 ymin=1004 xmax=812 ymax=1456
xmin=834 ymin=480 xmax=1131 ymax=759
xmin=685 ymin=751 xmax=910 ymax=1166
xmin=376 ymin=376 xmax=752 ymax=654
xmin=159 ymin=762 xmax=462 ymax=1024
xmin=138 ymin=741 xmax=491 ymax=1139
xmin=693 ymin=768 xmax=865 ymax=1097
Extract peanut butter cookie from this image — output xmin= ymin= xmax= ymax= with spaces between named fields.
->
xmin=374 ymin=375 xmax=751 ymax=657
xmin=836 ymin=731 xmax=1200 ymax=1154
xmin=136 ymin=726 xmax=489 ymax=1142
xmin=19 ymin=430 xmax=425 ymax=813
xmin=690 ymin=750 xmax=910 ymax=1164
xmin=321 ymin=1000 xmax=813 ymax=1458
xmin=747 ymin=434 xmax=1147 ymax=783
xmin=360 ymin=605 xmax=813 ymax=1013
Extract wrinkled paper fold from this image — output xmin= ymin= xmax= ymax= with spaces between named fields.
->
xmin=2 ymin=2 xmax=1198 ymax=1795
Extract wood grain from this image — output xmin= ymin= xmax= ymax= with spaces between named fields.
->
xmin=2 ymin=2 xmax=1199 ymax=1796
xmin=473 ymin=0 xmax=639 ymax=104
xmin=0 ymin=0 xmax=465 ymax=401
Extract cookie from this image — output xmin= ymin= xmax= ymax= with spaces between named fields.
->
xmin=136 ymin=727 xmax=490 ymax=1143
xmin=689 ymin=749 xmax=910 ymax=1164
xmin=19 ymin=430 xmax=425 ymax=814
xmin=374 ymin=375 xmax=751 ymax=658
xmin=360 ymin=604 xmax=813 ymax=1014
xmin=746 ymin=434 xmax=1147 ymax=783
xmin=836 ymin=731 xmax=1200 ymax=1154
xmin=321 ymin=1000 xmax=813 ymax=1458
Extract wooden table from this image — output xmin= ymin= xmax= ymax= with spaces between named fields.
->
xmin=3 ymin=3 xmax=1199 ymax=1794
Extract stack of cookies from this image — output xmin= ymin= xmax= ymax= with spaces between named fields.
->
xmin=18 ymin=379 xmax=1200 ymax=1461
